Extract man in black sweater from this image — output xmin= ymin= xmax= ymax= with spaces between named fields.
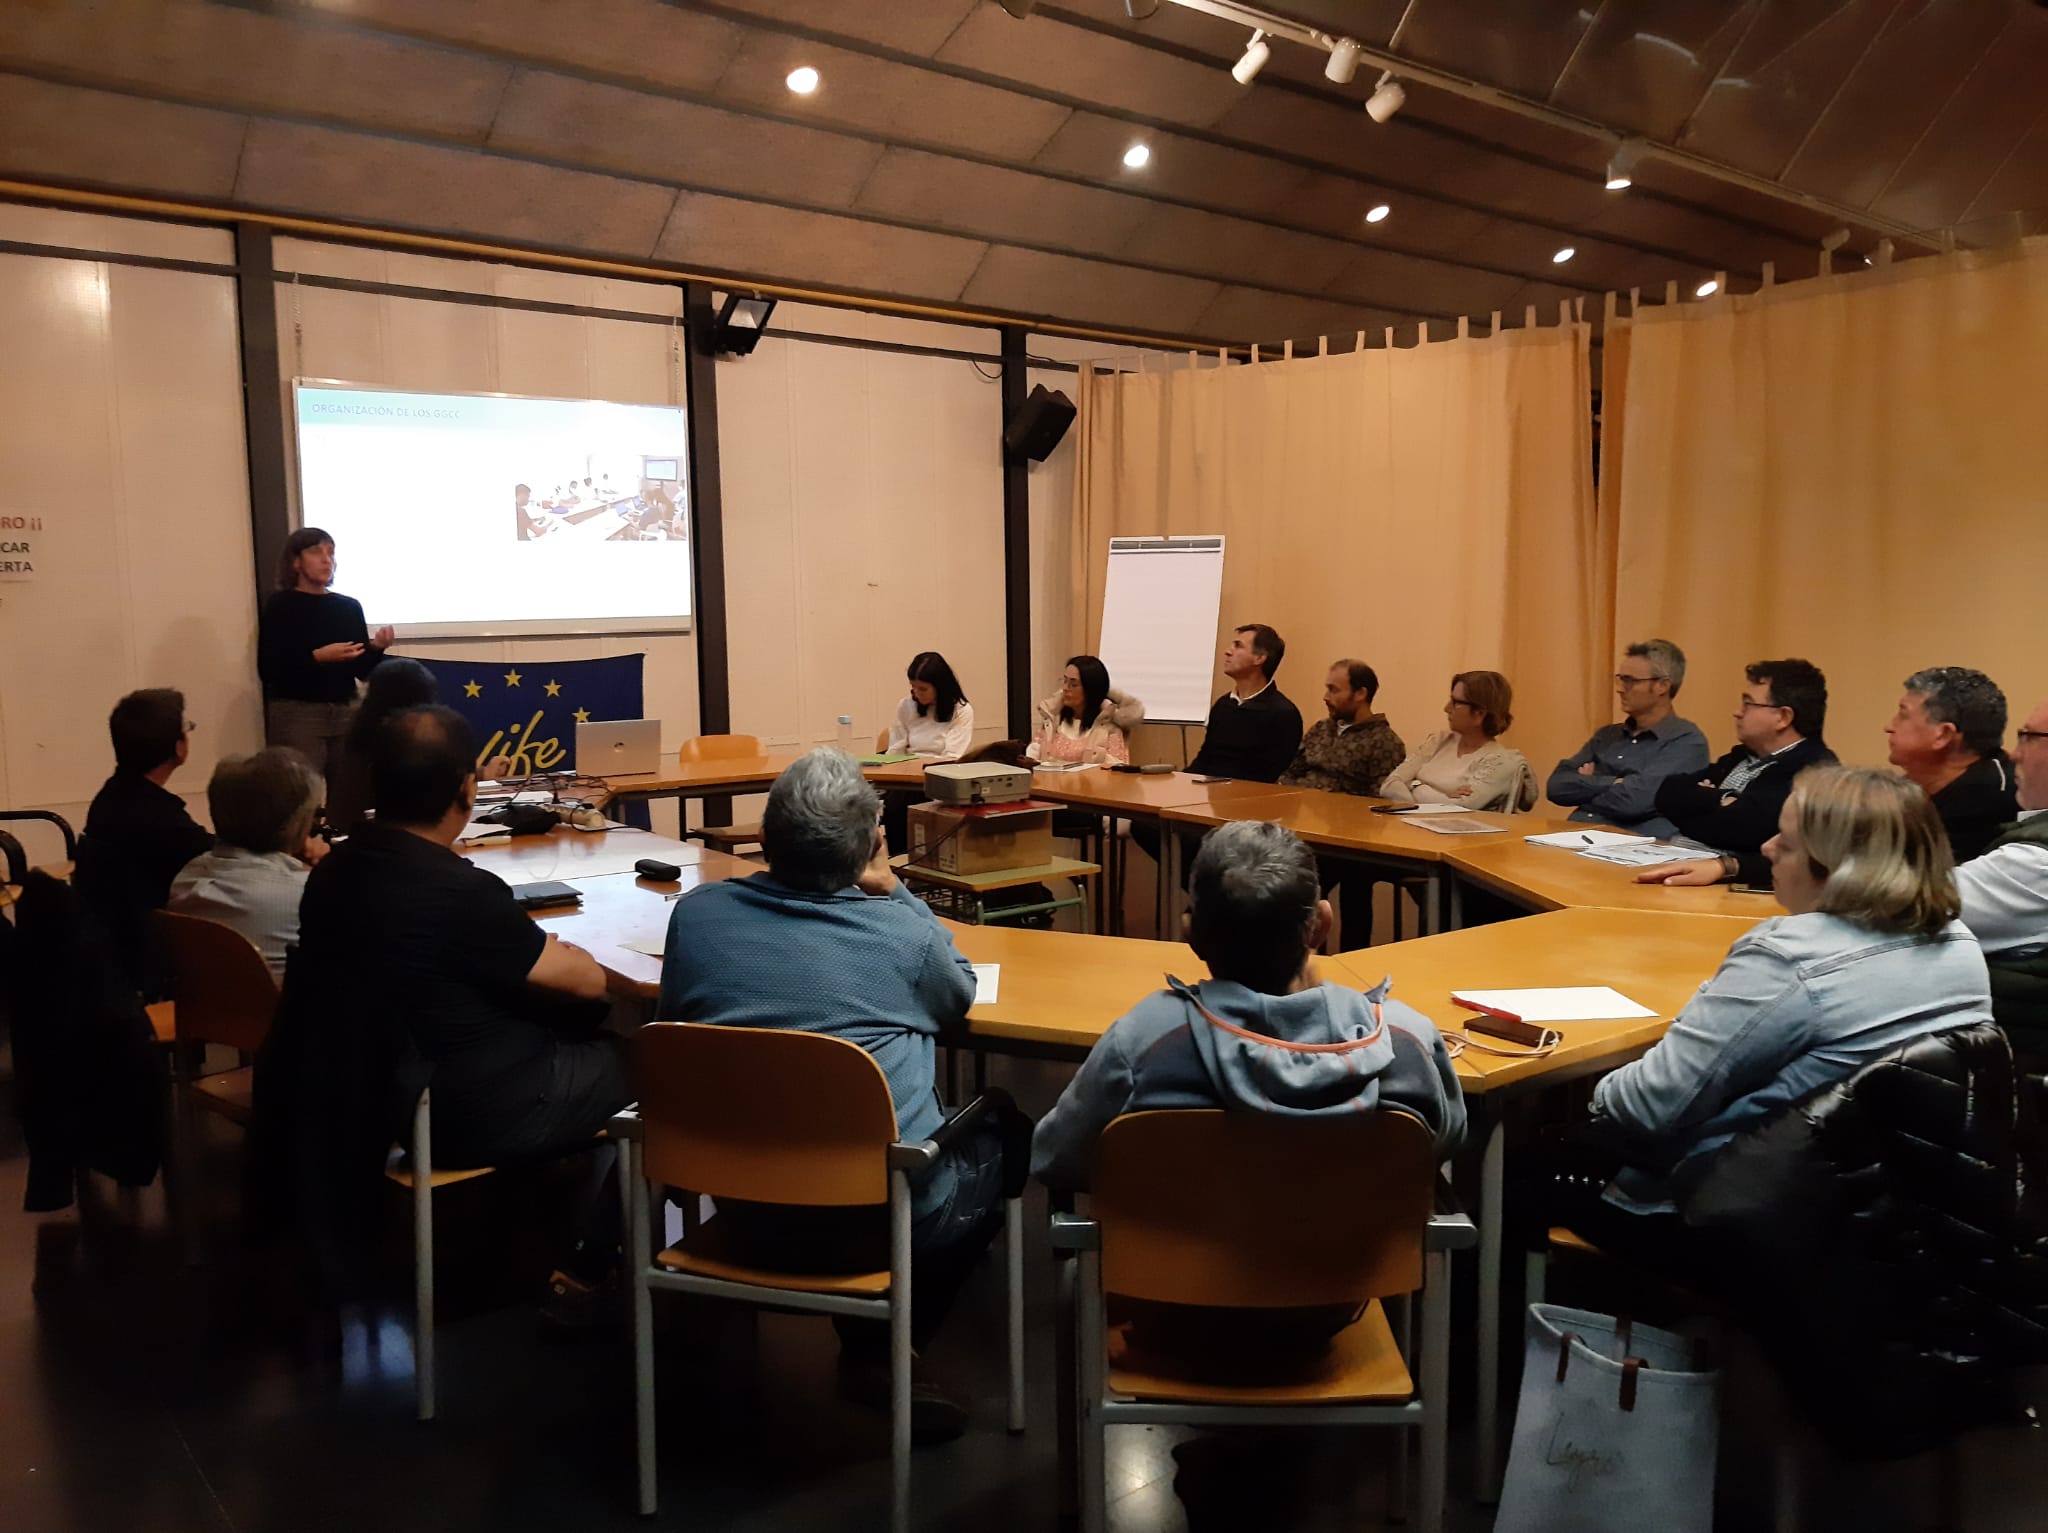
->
xmin=1634 ymin=659 xmax=1837 ymax=890
xmin=1132 ymin=623 xmax=1303 ymax=880
xmin=1884 ymin=666 xmax=2018 ymax=864
xmin=72 ymin=688 xmax=214 ymax=995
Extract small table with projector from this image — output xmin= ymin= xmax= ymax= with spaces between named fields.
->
xmin=893 ymin=761 xmax=1101 ymax=928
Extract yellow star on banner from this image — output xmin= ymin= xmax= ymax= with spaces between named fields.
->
xmin=544 ymin=679 xmax=562 ymax=697
xmin=573 ymin=707 xmax=591 ymax=723
xmin=503 ymin=669 xmax=522 ymax=687
xmin=462 ymin=680 xmax=482 ymax=698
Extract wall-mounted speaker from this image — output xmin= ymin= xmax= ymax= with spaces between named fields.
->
xmin=1003 ymin=383 xmax=1076 ymax=462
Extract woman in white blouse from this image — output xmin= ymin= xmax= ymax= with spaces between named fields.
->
xmin=1028 ymin=655 xmax=1143 ymax=766
xmin=886 ymin=651 xmax=975 ymax=759
xmin=1381 ymin=669 xmax=1537 ymax=811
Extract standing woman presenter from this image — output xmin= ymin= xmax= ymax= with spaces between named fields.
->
xmin=258 ymin=527 xmax=394 ymax=780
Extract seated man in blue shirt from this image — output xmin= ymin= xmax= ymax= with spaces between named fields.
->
xmin=1547 ymin=638 xmax=1710 ymax=837
xmin=658 ymin=748 xmax=1010 ymax=1442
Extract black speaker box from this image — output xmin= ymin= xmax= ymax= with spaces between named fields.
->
xmin=1003 ymin=383 xmax=1076 ymax=462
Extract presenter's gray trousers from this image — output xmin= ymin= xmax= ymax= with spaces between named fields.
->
xmin=265 ymin=698 xmax=355 ymax=783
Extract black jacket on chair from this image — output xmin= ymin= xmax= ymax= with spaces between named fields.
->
xmin=1679 ymin=1021 xmax=2048 ymax=1459
xmin=6 ymin=871 xmax=167 ymax=1211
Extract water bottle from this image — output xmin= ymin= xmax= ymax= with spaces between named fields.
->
xmin=836 ymin=714 xmax=854 ymax=755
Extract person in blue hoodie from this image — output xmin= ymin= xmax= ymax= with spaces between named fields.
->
xmin=1031 ymin=819 xmax=1465 ymax=1362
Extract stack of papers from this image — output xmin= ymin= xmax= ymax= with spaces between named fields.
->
xmin=972 ymin=964 xmax=1001 ymax=1004
xmin=1452 ymin=986 xmax=1656 ymax=1021
xmin=1410 ymin=817 xmax=1510 ymax=836
xmin=1524 ymin=829 xmax=1648 ymax=850
xmin=456 ymin=821 xmax=512 ymax=846
xmin=1578 ymin=842 xmax=1723 ymax=867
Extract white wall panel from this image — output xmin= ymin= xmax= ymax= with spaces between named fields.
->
xmin=0 ymin=250 xmax=256 ymax=837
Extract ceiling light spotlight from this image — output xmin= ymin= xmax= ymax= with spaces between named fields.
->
xmin=785 ymin=65 xmax=820 ymax=95
xmin=1122 ymin=142 xmax=1152 ymax=169
xmin=1365 ymin=203 xmax=1390 ymax=224
xmin=1820 ymin=226 xmax=1852 ymax=252
xmin=1231 ymin=29 xmax=1270 ymax=85
xmin=1552 ymin=246 xmax=1575 ymax=264
xmin=1605 ymin=137 xmax=1648 ymax=190
xmin=1695 ymin=279 xmax=1719 ymax=298
xmin=1365 ymin=74 xmax=1406 ymax=124
xmin=1325 ymin=36 xmax=1361 ymax=84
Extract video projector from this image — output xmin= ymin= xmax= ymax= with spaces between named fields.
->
xmin=923 ymin=762 xmax=1032 ymax=806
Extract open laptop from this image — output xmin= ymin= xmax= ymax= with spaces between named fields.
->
xmin=576 ymin=718 xmax=661 ymax=778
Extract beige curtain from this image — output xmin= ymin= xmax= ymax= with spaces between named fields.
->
xmin=1612 ymin=241 xmax=2048 ymax=770
xmin=1072 ymin=320 xmax=1604 ymax=782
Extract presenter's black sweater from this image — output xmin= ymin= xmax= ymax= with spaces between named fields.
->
xmin=258 ymin=590 xmax=385 ymax=704
xmin=1187 ymin=685 xmax=1304 ymax=783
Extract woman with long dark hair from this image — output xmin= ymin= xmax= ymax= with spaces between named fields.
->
xmin=257 ymin=526 xmax=393 ymax=779
xmin=1028 ymin=655 xmax=1143 ymax=765
xmin=325 ymin=657 xmax=438 ymax=831
xmin=886 ymin=651 xmax=975 ymax=759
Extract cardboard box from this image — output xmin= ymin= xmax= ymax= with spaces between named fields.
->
xmin=907 ymin=802 xmax=1052 ymax=875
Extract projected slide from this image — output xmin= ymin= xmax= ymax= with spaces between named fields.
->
xmin=292 ymin=382 xmax=692 ymax=636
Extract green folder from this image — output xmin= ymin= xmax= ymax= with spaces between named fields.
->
xmin=858 ymin=752 xmax=921 ymax=766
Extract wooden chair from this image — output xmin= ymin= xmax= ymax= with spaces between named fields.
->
xmin=875 ymin=727 xmax=891 ymax=753
xmin=153 ymin=911 xmax=280 ymax=1254
xmin=677 ymin=733 xmax=766 ymax=854
xmin=616 ymin=1022 xmax=1026 ymax=1530
xmin=1051 ymin=1109 xmax=1475 ymax=1533
xmin=382 ymin=1088 xmax=496 ymax=1421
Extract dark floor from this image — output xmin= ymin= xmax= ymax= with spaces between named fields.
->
xmin=6 ymin=890 xmax=2048 ymax=1533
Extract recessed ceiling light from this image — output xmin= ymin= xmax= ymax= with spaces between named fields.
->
xmin=785 ymin=66 xmax=819 ymax=95
xmin=1552 ymin=246 xmax=1576 ymax=264
xmin=1122 ymin=142 xmax=1152 ymax=169
xmin=1364 ymin=203 xmax=1390 ymax=224
xmin=1695 ymin=279 xmax=1719 ymax=298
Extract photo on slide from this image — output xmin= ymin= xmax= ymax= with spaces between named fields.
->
xmin=293 ymin=382 xmax=692 ymax=636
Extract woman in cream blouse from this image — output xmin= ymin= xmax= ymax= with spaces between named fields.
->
xmin=1380 ymin=670 xmax=1537 ymax=811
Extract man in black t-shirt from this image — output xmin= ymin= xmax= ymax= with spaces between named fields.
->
xmin=1132 ymin=624 xmax=1304 ymax=881
xmin=294 ymin=705 xmax=628 ymax=1311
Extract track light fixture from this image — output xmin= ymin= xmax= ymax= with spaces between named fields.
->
xmin=1820 ymin=226 xmax=1852 ymax=252
xmin=1605 ymin=137 xmax=1648 ymax=190
xmin=1231 ymin=29 xmax=1270 ymax=85
xmin=1325 ymin=36 xmax=1360 ymax=83
xmin=1365 ymin=73 xmax=1405 ymax=123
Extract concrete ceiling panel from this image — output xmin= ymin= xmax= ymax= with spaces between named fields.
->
xmin=1189 ymin=286 xmax=1408 ymax=351
xmin=693 ymin=0 xmax=982 ymax=58
xmin=936 ymin=5 xmax=1246 ymax=130
xmin=236 ymin=120 xmax=679 ymax=255
xmin=0 ymin=72 xmax=247 ymax=199
xmin=0 ymin=0 xmax=512 ymax=141
xmin=958 ymin=246 xmax=1223 ymax=337
xmin=1032 ymin=110 xmax=1313 ymax=218
xmin=1679 ymin=0 xmax=1894 ymax=179
xmin=708 ymin=32 xmax=1072 ymax=161
xmin=853 ymin=147 xmax=1151 ymax=258
xmin=654 ymin=192 xmax=989 ymax=303
xmin=318 ymin=0 xmax=746 ymax=96
xmin=1324 ymin=246 xmax=1524 ymax=319
xmin=488 ymin=70 xmax=884 ymax=209
xmin=1874 ymin=27 xmax=2048 ymax=233
xmin=1115 ymin=205 xmax=1359 ymax=293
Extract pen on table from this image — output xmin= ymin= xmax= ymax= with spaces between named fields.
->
xmin=1580 ymin=834 xmax=1594 ymax=845
xmin=1452 ymin=996 xmax=1525 ymax=1023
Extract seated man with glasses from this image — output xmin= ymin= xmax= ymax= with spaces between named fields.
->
xmin=1547 ymin=638 xmax=1709 ymax=837
xmin=1954 ymin=699 xmax=2048 ymax=1056
xmin=1634 ymin=659 xmax=1837 ymax=889
xmin=72 ymin=688 xmax=213 ymax=995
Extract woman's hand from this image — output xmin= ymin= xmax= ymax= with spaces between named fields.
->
xmin=1451 ymin=783 xmax=1475 ymax=798
xmin=1633 ymin=860 xmax=1726 ymax=887
xmin=369 ymin=625 xmax=396 ymax=649
xmin=312 ymin=641 xmax=365 ymax=663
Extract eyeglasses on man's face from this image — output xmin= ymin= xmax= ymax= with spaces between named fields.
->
xmin=2017 ymin=729 xmax=2048 ymax=748
xmin=1735 ymin=697 xmax=1784 ymax=714
xmin=1613 ymin=672 xmax=1663 ymax=689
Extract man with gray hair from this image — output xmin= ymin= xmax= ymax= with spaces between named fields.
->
xmin=658 ymin=748 xmax=1006 ymax=1441
xmin=1885 ymin=665 xmax=2018 ymax=863
xmin=1030 ymin=819 xmax=1464 ymax=1363
xmin=169 ymin=747 xmax=328 ymax=979
xmin=1547 ymin=638 xmax=1710 ymax=836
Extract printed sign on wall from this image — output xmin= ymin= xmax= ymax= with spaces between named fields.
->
xmin=0 ymin=513 xmax=40 ymax=580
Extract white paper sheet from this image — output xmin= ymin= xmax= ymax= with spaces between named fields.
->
xmin=1524 ymin=829 xmax=1649 ymax=849
xmin=1382 ymin=803 xmax=1472 ymax=815
xmin=1410 ymin=817 xmax=1510 ymax=836
xmin=623 ymin=936 xmax=666 ymax=958
xmin=1452 ymin=986 xmax=1657 ymax=1021
xmin=972 ymin=964 xmax=1001 ymax=1005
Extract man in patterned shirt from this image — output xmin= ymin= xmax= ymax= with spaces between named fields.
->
xmin=1280 ymin=659 xmax=1407 ymax=950
xmin=1280 ymin=659 xmax=1406 ymax=797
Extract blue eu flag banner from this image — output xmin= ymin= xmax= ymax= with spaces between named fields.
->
xmin=416 ymin=654 xmax=646 ymax=776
